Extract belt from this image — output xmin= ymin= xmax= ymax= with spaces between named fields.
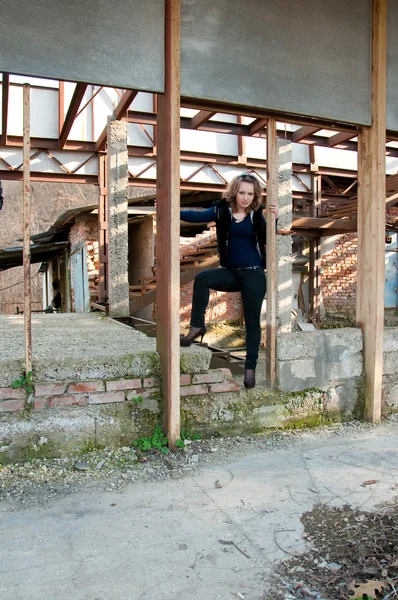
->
xmin=233 ymin=266 xmax=263 ymax=271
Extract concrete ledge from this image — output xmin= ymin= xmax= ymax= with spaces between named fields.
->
xmin=276 ymin=328 xmax=363 ymax=393
xmin=384 ymin=327 xmax=398 ymax=352
xmin=383 ymin=352 xmax=398 ymax=375
xmin=383 ymin=375 xmax=398 ymax=410
xmin=277 ymin=328 xmax=363 ymax=361
xmin=180 ymin=345 xmax=212 ymax=374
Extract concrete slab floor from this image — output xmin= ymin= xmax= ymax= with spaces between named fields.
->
xmin=0 ymin=313 xmax=156 ymax=361
xmin=0 ymin=313 xmax=160 ymax=386
xmin=1 ymin=418 xmax=398 ymax=600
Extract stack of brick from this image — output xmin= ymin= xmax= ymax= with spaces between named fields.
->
xmin=321 ymin=207 xmax=398 ymax=317
xmin=321 ymin=233 xmax=358 ymax=317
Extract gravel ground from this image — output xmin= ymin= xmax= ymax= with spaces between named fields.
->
xmin=1 ymin=416 xmax=396 ymax=513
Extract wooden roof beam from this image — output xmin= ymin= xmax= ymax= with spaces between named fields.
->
xmin=190 ymin=110 xmax=216 ymax=129
xmin=0 ymin=73 xmax=9 ymax=146
xmin=96 ymin=89 xmax=138 ymax=151
xmin=249 ymin=118 xmax=268 ymax=136
xmin=291 ymin=126 xmax=321 ymax=142
xmin=328 ymin=131 xmax=356 ymax=147
xmin=58 ymin=83 xmax=87 ymax=149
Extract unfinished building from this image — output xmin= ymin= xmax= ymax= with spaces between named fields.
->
xmin=0 ymin=0 xmax=397 ymax=458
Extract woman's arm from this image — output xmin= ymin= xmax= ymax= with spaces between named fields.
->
xmin=180 ymin=206 xmax=217 ymax=224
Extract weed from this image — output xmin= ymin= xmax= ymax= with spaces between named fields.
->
xmin=12 ymin=371 xmax=34 ymax=395
xmin=129 ymin=395 xmax=143 ymax=403
xmin=176 ymin=430 xmax=201 ymax=448
xmin=133 ymin=425 xmax=169 ymax=454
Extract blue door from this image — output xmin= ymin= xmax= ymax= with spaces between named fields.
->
xmin=72 ymin=247 xmax=90 ymax=312
xmin=385 ymin=232 xmax=398 ymax=308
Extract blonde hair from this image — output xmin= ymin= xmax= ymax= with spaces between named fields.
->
xmin=222 ymin=173 xmax=263 ymax=213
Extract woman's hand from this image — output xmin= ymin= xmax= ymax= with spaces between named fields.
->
xmin=268 ymin=200 xmax=279 ymax=219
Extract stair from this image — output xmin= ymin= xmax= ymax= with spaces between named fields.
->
xmin=129 ymin=240 xmax=219 ymax=314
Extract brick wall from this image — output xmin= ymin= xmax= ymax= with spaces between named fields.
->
xmin=179 ymin=228 xmax=242 ymax=327
xmin=0 ymin=368 xmax=239 ymax=413
xmin=321 ymin=233 xmax=358 ymax=317
xmin=321 ymin=207 xmax=398 ymax=317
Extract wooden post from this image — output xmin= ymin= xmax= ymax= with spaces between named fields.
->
xmin=156 ymin=0 xmax=181 ymax=447
xmin=356 ymin=0 xmax=387 ymax=422
xmin=266 ymin=118 xmax=278 ymax=385
xmin=23 ymin=84 xmax=32 ymax=376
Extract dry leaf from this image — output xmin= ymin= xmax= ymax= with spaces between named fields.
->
xmin=349 ymin=579 xmax=387 ymax=597
xmin=361 ymin=480 xmax=377 ymax=486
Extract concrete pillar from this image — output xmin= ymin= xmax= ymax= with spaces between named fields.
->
xmin=107 ymin=117 xmax=129 ymax=317
xmin=276 ymin=139 xmax=293 ymax=333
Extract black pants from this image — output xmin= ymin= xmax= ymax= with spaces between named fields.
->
xmin=190 ymin=267 xmax=266 ymax=370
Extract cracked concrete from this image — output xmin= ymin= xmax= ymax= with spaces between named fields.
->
xmin=1 ymin=418 xmax=398 ymax=600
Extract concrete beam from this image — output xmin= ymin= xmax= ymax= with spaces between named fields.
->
xmin=107 ymin=117 xmax=129 ymax=317
xmin=276 ymin=139 xmax=293 ymax=333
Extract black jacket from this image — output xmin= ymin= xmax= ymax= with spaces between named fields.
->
xmin=213 ymin=199 xmax=266 ymax=268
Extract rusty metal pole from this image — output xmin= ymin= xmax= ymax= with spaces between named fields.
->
xmin=156 ymin=0 xmax=181 ymax=448
xmin=23 ymin=83 xmax=32 ymax=376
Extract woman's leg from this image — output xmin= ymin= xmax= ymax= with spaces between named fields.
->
xmin=237 ymin=269 xmax=266 ymax=370
xmin=190 ymin=268 xmax=240 ymax=328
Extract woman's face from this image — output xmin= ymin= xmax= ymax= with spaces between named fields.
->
xmin=235 ymin=181 xmax=255 ymax=212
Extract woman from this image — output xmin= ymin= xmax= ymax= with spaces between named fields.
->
xmin=180 ymin=173 xmax=278 ymax=389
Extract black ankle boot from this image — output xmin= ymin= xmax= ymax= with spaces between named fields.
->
xmin=180 ymin=326 xmax=206 ymax=347
xmin=244 ymin=369 xmax=256 ymax=389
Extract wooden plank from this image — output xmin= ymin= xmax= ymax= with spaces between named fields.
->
xmin=156 ymin=0 xmax=181 ymax=448
xmin=58 ymin=83 xmax=87 ymax=148
xmin=23 ymin=84 xmax=32 ymax=379
xmin=356 ymin=0 xmax=387 ymax=423
xmin=292 ymin=217 xmax=358 ymax=230
xmin=1 ymin=73 xmax=9 ymax=146
xmin=266 ymin=118 xmax=277 ymax=386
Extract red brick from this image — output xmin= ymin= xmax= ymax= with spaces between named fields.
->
xmin=34 ymin=397 xmax=47 ymax=409
xmin=0 ymin=387 xmax=26 ymax=400
xmin=68 ymin=381 xmax=104 ymax=394
xmin=47 ymin=394 xmax=87 ymax=408
xmin=192 ymin=372 xmax=224 ymax=384
xmin=106 ymin=379 xmax=141 ymax=391
xmin=0 ymin=399 xmax=25 ymax=412
xmin=88 ymin=391 xmax=125 ymax=404
xmin=209 ymin=380 xmax=240 ymax=393
xmin=126 ymin=388 xmax=159 ymax=400
xmin=180 ymin=384 xmax=208 ymax=397
xmin=217 ymin=368 xmax=233 ymax=379
xmin=180 ymin=374 xmax=191 ymax=385
xmin=34 ymin=383 xmax=68 ymax=397
xmin=143 ymin=377 xmax=158 ymax=388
